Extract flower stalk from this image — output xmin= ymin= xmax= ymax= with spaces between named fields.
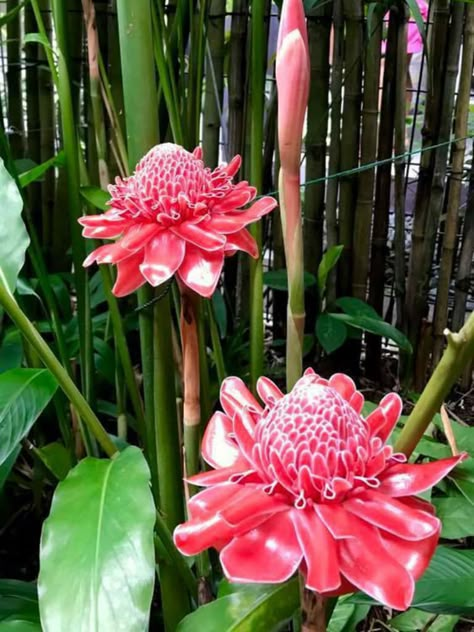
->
xmin=276 ymin=0 xmax=310 ymax=391
xmin=395 ymin=311 xmax=474 ymax=457
xmin=180 ymin=285 xmax=202 ymax=477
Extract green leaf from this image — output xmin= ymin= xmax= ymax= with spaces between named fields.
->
xmin=0 ymin=580 xmax=39 ymax=625
xmin=316 ymin=314 xmax=348 ymax=354
xmin=432 ymin=496 xmax=474 ymax=538
xmin=390 ymin=608 xmax=459 ymax=632
xmin=37 ymin=443 xmax=72 ymax=480
xmin=0 ymin=330 xmax=23 ymax=373
xmin=212 ymin=292 xmax=227 ymax=338
xmin=0 ymin=159 xmax=30 ymax=295
xmin=335 ymin=296 xmax=382 ymax=320
xmin=263 ymin=269 xmax=316 ymax=292
xmin=317 ymin=245 xmax=344 ymax=296
xmin=178 ymin=580 xmax=299 ymax=632
xmin=0 ymin=369 xmax=57 ymax=466
xmin=327 ymin=596 xmax=369 ymax=632
xmin=0 ymin=1 xmax=27 ymax=27
xmin=328 ymin=313 xmax=413 ymax=353
xmin=0 ymin=445 xmax=21 ymax=491
xmin=18 ymin=152 xmax=65 ymax=188
xmin=80 ymin=186 xmax=110 ymax=211
xmin=413 ymin=547 xmax=474 ymax=614
xmin=38 ymin=447 xmax=156 ymax=632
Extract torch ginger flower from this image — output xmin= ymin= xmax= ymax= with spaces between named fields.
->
xmin=79 ymin=144 xmax=277 ymax=297
xmin=174 ymin=369 xmax=466 ymax=611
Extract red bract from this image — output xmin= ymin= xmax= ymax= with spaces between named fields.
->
xmin=79 ymin=144 xmax=277 ymax=297
xmin=174 ymin=369 xmax=466 ymax=611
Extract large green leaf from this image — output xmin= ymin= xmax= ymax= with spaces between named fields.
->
xmin=18 ymin=151 xmax=65 ymax=188
xmin=317 ymin=245 xmax=344 ymax=296
xmin=432 ymin=496 xmax=474 ymax=538
xmin=263 ymin=269 xmax=316 ymax=292
xmin=0 ymin=369 xmax=58 ymax=466
xmin=327 ymin=313 xmax=413 ymax=353
xmin=335 ymin=296 xmax=382 ymax=320
xmin=178 ymin=580 xmax=299 ymax=632
xmin=390 ymin=608 xmax=459 ymax=632
xmin=316 ymin=313 xmax=347 ymax=354
xmin=0 ymin=331 xmax=23 ymax=374
xmin=0 ymin=580 xmax=40 ymax=626
xmin=80 ymin=186 xmax=110 ymax=211
xmin=0 ymin=159 xmax=30 ymax=295
xmin=38 ymin=447 xmax=155 ymax=632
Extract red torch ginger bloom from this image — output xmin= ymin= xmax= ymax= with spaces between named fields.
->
xmin=79 ymin=144 xmax=277 ymax=297
xmin=174 ymin=369 xmax=466 ymax=610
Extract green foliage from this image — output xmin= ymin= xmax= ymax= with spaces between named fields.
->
xmin=263 ymin=269 xmax=316 ymax=292
xmin=38 ymin=447 xmax=156 ymax=632
xmin=80 ymin=186 xmax=111 ymax=212
xmin=0 ymin=580 xmax=40 ymax=628
xmin=0 ymin=159 xmax=30 ymax=295
xmin=178 ymin=580 xmax=299 ymax=632
xmin=18 ymin=152 xmax=65 ymax=188
xmin=316 ymin=313 xmax=348 ymax=353
xmin=317 ymin=245 xmax=344 ymax=298
xmin=0 ymin=369 xmax=58 ymax=466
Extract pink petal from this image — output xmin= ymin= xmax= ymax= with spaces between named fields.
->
xmin=349 ymin=391 xmax=365 ymax=414
xmin=338 ymin=517 xmax=414 ymax=611
xmin=292 ymin=508 xmax=341 ymax=592
xmin=81 ymin=221 xmax=131 ymax=239
xmin=119 ymin=223 xmax=160 ymax=251
xmin=177 ymin=244 xmax=224 ymax=297
xmin=379 ymin=528 xmax=439 ymax=580
xmin=201 ymin=411 xmax=247 ymax=469
xmin=220 ymin=511 xmax=302 ymax=583
xmin=366 ymin=393 xmax=402 ymax=442
xmin=233 ymin=408 xmax=258 ymax=462
xmin=172 ymin=222 xmax=226 ymax=251
xmin=83 ymin=242 xmax=131 ymax=266
xmin=188 ymin=483 xmax=242 ymax=519
xmin=219 ymin=487 xmax=289 ymax=527
xmin=222 ymin=155 xmax=241 ymax=177
xmin=224 ymin=228 xmax=259 ymax=258
xmin=377 ymin=454 xmax=467 ymax=497
xmin=315 ymin=503 xmax=356 ymax=539
xmin=188 ymin=464 xmax=257 ymax=487
xmin=209 ymin=197 xmax=277 ymax=233
xmin=139 ymin=231 xmax=186 ymax=287
xmin=256 ymin=376 xmax=284 ymax=407
xmin=277 ymin=0 xmax=309 ymax=57
xmin=174 ymin=513 xmax=233 ymax=556
xmin=112 ymin=252 xmax=146 ymax=297
xmin=220 ymin=376 xmax=263 ymax=418
xmin=211 ymin=186 xmax=256 ymax=213
xmin=328 ymin=373 xmax=357 ymax=402
xmin=344 ymin=490 xmax=440 ymax=541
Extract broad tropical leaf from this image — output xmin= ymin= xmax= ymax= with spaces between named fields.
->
xmin=0 ymin=159 xmax=30 ymax=295
xmin=38 ymin=447 xmax=155 ymax=632
xmin=0 ymin=369 xmax=58 ymax=466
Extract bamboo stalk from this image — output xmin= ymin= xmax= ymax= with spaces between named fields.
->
xmin=405 ymin=0 xmax=450 ymax=357
xmin=452 ymin=140 xmax=474 ymax=332
xmin=393 ymin=2 xmax=408 ymax=332
xmin=352 ymin=5 xmax=383 ymax=300
xmin=6 ymin=0 xmax=25 ymax=159
xmin=116 ymin=1 xmax=190 ymax=628
xmin=366 ymin=7 xmax=398 ymax=374
xmin=37 ymin=0 xmax=56 ymax=259
xmin=338 ymin=0 xmax=363 ymax=297
xmin=304 ymin=6 xmax=331 ymax=282
xmin=432 ymin=4 xmax=473 ymax=364
xmin=225 ymin=0 xmax=248 ymax=315
xmin=325 ymin=0 xmax=343 ymax=305
xmin=202 ymin=0 xmax=226 ymax=167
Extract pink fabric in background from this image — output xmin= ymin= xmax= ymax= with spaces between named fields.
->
xmin=381 ymin=0 xmax=428 ymax=55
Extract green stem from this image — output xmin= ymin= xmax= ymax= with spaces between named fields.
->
xmin=153 ymin=294 xmax=190 ymax=630
xmin=0 ymin=285 xmax=117 ymax=458
xmin=207 ymin=301 xmax=227 ymax=384
xmin=395 ymin=311 xmax=474 ymax=457
xmin=249 ymin=0 xmax=266 ymax=391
